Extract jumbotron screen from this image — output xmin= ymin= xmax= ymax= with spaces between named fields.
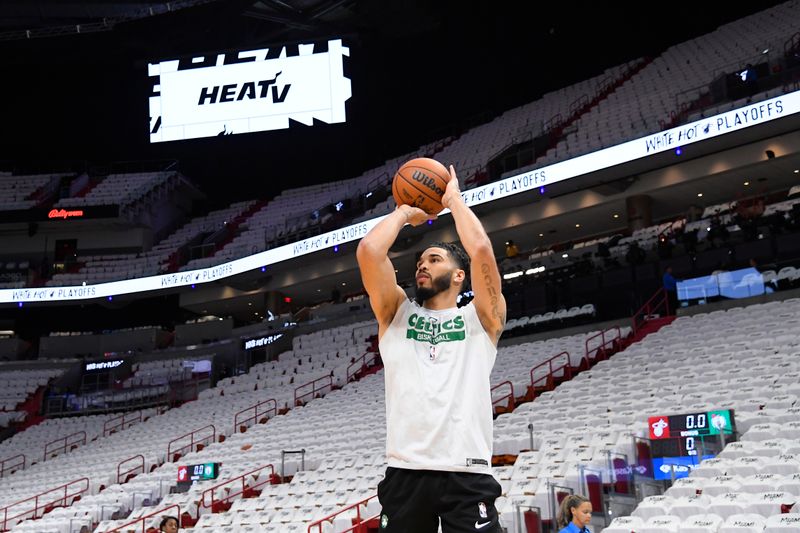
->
xmin=148 ymin=39 xmax=351 ymax=142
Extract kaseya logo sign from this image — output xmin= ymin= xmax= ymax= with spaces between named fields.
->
xmin=148 ymin=39 xmax=351 ymax=142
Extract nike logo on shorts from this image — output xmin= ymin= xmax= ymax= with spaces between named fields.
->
xmin=475 ymin=520 xmax=491 ymax=529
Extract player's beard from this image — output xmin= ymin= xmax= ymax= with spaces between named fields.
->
xmin=414 ymin=271 xmax=453 ymax=304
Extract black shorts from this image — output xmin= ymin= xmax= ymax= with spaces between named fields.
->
xmin=377 ymin=467 xmax=503 ymax=533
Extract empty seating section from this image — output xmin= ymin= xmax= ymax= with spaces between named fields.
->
xmin=89 ymin=325 xmax=614 ymax=532
xmin=440 ymin=64 xmax=636 ymax=172
xmin=206 ymin=319 xmax=377 ymax=407
xmin=0 ymin=174 xmax=59 ymax=211
xmin=500 ymin=189 xmax=800 ymax=284
xmin=556 ymin=3 xmax=800 ymax=161
xmin=45 ymin=201 xmax=256 ymax=286
xmin=492 ymin=297 xmax=800 ymax=533
xmin=0 ymin=320 xmax=375 ymax=531
xmin=211 ymin=164 xmax=401 ymax=265
xmin=0 ymin=413 xmax=127 ymax=469
xmin=0 ymin=368 xmax=63 ymax=428
xmin=2 ymin=292 xmax=799 ymax=531
xmin=503 ymin=304 xmax=597 ymax=334
xmin=0 ymin=315 xmax=621 ymax=531
xmin=123 ymin=357 xmax=209 ymax=388
xmin=55 ymin=172 xmax=174 ymax=209
xmin=491 ymin=329 xmax=629 ymax=410
xmin=153 ymin=199 xmax=255 ymax=259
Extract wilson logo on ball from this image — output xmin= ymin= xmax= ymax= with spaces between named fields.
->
xmin=411 ymin=170 xmax=444 ymax=195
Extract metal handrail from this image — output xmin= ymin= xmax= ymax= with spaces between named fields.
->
xmin=166 ymin=424 xmax=215 ymax=462
xmin=306 ymin=493 xmax=379 ymax=533
xmin=104 ymin=504 xmax=181 ymax=533
xmin=633 ymin=287 xmax=670 ymax=334
xmin=0 ymin=477 xmax=89 ymax=531
xmin=584 ymin=326 xmax=621 ymax=363
xmin=117 ymin=454 xmax=145 ymax=484
xmin=198 ymin=463 xmax=275 ymax=518
xmin=103 ymin=410 xmax=142 ymax=437
xmin=233 ymin=398 xmax=277 ymax=433
xmin=294 ymin=375 xmax=333 ymax=406
xmin=0 ymin=455 xmax=25 ymax=479
xmin=281 ymin=449 xmax=306 ymax=480
xmin=43 ymin=431 xmax=86 ymax=461
xmin=490 ymin=380 xmax=515 ymax=414
xmin=529 ymin=351 xmax=572 ymax=397
xmin=347 ymin=351 xmax=377 ymax=382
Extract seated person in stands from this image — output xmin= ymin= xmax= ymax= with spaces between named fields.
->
xmin=657 ymin=234 xmax=674 ymax=259
xmin=625 ymin=241 xmax=646 ymax=265
xmin=159 ymin=516 xmax=179 ymax=532
xmin=557 ymin=494 xmax=592 ymax=533
xmin=505 ymin=240 xmax=519 ymax=259
xmin=672 ymin=225 xmax=692 ymax=254
xmin=735 ymin=198 xmax=765 ymax=240
xmin=707 ymin=214 xmax=730 ymax=248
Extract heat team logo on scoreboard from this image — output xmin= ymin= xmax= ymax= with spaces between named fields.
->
xmin=148 ymin=39 xmax=351 ymax=142
xmin=649 ymin=417 xmax=669 ymax=439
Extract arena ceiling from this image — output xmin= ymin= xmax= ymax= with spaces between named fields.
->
xmin=0 ymin=0 xmax=791 ymax=206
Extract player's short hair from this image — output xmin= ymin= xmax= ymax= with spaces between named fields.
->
xmin=426 ymin=241 xmax=470 ymax=290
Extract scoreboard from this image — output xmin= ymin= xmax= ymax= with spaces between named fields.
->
xmin=647 ymin=409 xmax=735 ymax=480
xmin=177 ymin=462 xmax=220 ymax=483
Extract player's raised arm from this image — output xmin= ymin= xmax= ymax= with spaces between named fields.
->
xmin=357 ymin=204 xmax=436 ymax=334
xmin=441 ymin=165 xmax=506 ymax=343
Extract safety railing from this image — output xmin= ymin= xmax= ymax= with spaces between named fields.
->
xmin=104 ymin=504 xmax=181 ymax=533
xmin=347 ymin=351 xmax=377 ymax=382
xmin=633 ymin=287 xmax=670 ymax=335
xmin=543 ymin=112 xmax=563 ymax=132
xmin=351 ymin=323 xmax=377 ymax=344
xmin=294 ymin=375 xmax=333 ymax=406
xmin=0 ymin=477 xmax=89 ymax=531
xmin=117 ymin=454 xmax=145 ymax=484
xmin=584 ymin=326 xmax=621 ymax=364
xmin=103 ymin=410 xmax=143 ymax=437
xmin=307 ymin=494 xmax=380 ymax=533
xmin=490 ymin=380 xmax=515 ymax=414
xmin=0 ymin=455 xmax=25 ymax=479
xmin=197 ymin=463 xmax=276 ymax=518
xmin=43 ymin=430 xmax=87 ymax=461
xmin=568 ymin=94 xmax=590 ymax=118
xmin=234 ymin=398 xmax=277 ymax=433
xmin=167 ymin=424 xmax=215 ymax=462
xmin=529 ymin=351 xmax=572 ymax=399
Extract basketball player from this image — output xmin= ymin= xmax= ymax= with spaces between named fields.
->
xmin=357 ymin=165 xmax=506 ymax=533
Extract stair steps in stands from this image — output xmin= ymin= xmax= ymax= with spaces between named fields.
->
xmin=625 ymin=315 xmax=676 ymax=346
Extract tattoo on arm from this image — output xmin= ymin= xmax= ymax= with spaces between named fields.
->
xmin=481 ymin=263 xmax=505 ymax=340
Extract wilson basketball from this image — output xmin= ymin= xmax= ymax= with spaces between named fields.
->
xmin=392 ymin=157 xmax=451 ymax=215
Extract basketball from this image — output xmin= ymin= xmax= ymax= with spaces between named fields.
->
xmin=392 ymin=157 xmax=452 ymax=215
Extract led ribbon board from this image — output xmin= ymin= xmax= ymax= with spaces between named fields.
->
xmin=3 ymin=91 xmax=798 ymax=303
xmin=149 ymin=39 xmax=351 ymax=142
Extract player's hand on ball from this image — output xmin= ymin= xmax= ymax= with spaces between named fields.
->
xmin=441 ymin=164 xmax=462 ymax=210
xmin=398 ymin=204 xmax=436 ymax=227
